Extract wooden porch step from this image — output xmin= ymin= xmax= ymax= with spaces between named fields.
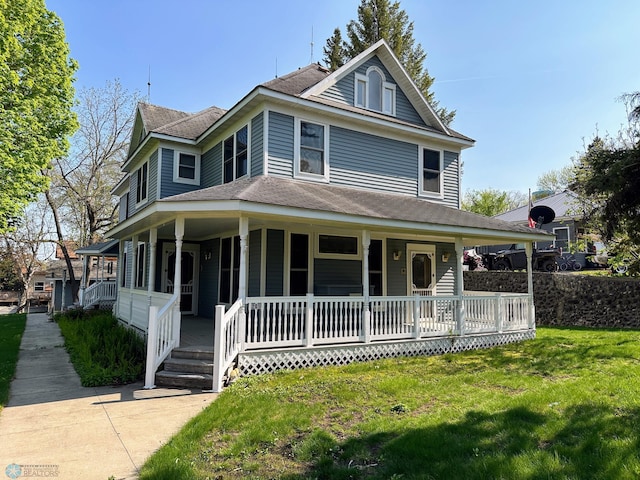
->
xmin=171 ymin=346 xmax=214 ymax=361
xmin=155 ymin=370 xmax=213 ymax=390
xmin=163 ymin=357 xmax=213 ymax=375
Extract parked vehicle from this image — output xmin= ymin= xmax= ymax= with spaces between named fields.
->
xmin=484 ymin=244 xmax=561 ymax=272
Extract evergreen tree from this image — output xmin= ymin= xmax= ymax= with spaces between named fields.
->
xmin=0 ymin=0 xmax=77 ymax=232
xmin=324 ymin=0 xmax=454 ymax=125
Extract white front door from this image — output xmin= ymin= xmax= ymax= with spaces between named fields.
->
xmin=162 ymin=243 xmax=200 ymax=315
xmin=407 ymin=244 xmax=436 ymax=296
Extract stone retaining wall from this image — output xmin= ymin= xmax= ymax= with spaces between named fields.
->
xmin=463 ymin=271 xmax=640 ymax=328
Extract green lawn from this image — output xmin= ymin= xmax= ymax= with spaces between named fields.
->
xmin=0 ymin=313 xmax=27 ymax=410
xmin=140 ymin=327 xmax=640 ymax=479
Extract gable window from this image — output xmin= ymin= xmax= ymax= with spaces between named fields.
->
xmin=135 ymin=162 xmax=148 ymax=204
xmin=296 ymin=120 xmax=328 ymax=180
xmin=355 ymin=66 xmax=396 ymax=116
xmin=174 ymin=151 xmax=200 ymax=185
xmin=223 ymin=125 xmax=248 ymax=183
xmin=420 ymin=148 xmax=443 ymax=197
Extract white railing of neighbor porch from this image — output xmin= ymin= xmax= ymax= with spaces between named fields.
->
xmin=82 ymin=280 xmax=117 ymax=308
xmin=144 ymin=293 xmax=180 ymax=389
xmin=212 ymin=299 xmax=244 ymax=392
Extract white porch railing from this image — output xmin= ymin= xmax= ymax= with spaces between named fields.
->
xmin=82 ymin=280 xmax=117 ymax=309
xmin=212 ymin=299 xmax=245 ymax=392
xmin=144 ymin=292 xmax=180 ymax=389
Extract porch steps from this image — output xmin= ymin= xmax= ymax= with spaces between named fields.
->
xmin=155 ymin=346 xmax=215 ymax=390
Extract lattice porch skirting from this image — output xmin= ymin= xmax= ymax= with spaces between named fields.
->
xmin=238 ymin=329 xmax=536 ymax=377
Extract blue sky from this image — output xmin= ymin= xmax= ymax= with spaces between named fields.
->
xmin=46 ymin=0 xmax=640 ymax=194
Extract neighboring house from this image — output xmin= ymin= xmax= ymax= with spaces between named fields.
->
xmin=493 ymin=191 xmax=592 ymax=253
xmin=101 ymin=40 xmax=549 ymax=391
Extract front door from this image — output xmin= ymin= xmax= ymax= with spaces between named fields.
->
xmin=162 ymin=243 xmax=200 ymax=314
xmin=407 ymin=244 xmax=436 ymax=296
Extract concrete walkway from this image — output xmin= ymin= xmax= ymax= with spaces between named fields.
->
xmin=0 ymin=313 xmax=218 ymax=480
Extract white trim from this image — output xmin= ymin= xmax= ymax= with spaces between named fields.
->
xmin=263 ymin=109 xmax=269 ymax=176
xmin=162 ymin=242 xmax=200 ymax=315
xmin=294 ymin=117 xmax=330 ymax=182
xmin=355 ymin=66 xmax=397 ymax=117
xmin=223 ymin=124 xmax=250 ymax=183
xmin=134 ymin=161 xmax=149 ymax=208
xmin=552 ymin=226 xmax=570 ymax=249
xmin=172 ymin=149 xmax=201 ymax=186
xmin=135 ymin=241 xmax=147 ymax=288
xmin=418 ymin=146 xmax=445 ymax=200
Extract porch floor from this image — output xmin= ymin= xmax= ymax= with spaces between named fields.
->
xmin=180 ymin=315 xmax=214 ymax=349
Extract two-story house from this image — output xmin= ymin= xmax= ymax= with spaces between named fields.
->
xmin=105 ymin=40 xmax=549 ymax=391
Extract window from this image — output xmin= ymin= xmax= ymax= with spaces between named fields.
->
xmin=135 ymin=162 xmax=148 ymax=204
xmin=121 ymin=249 xmax=127 ymax=288
xmin=290 ymin=233 xmax=309 ymax=296
xmin=34 ymin=282 xmax=44 ymax=292
xmin=553 ymin=227 xmax=570 ymax=251
xmin=420 ymin=148 xmax=442 ymax=196
xmin=369 ymin=239 xmax=383 ymax=296
xmin=219 ymin=236 xmax=240 ymax=303
xmin=355 ymin=67 xmax=396 ymax=115
xmin=135 ymin=243 xmax=146 ymax=288
xmin=174 ymin=151 xmax=200 ymax=185
xmin=297 ymin=120 xmax=328 ymax=179
xmin=317 ymin=234 xmax=359 ymax=259
xmin=223 ymin=126 xmax=248 ymax=183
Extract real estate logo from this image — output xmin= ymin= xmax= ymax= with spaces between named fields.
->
xmin=4 ymin=464 xmax=59 ymax=478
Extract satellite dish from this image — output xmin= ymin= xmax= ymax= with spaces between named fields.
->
xmin=530 ymin=205 xmax=555 ymax=227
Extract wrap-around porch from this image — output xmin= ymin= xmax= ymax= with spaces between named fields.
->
xmin=109 ymin=215 xmax=538 ymax=392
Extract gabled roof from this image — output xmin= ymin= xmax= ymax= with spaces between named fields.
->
xmin=76 ymin=239 xmax=119 ymax=256
xmin=153 ymin=105 xmax=226 ymax=140
xmin=138 ymin=103 xmax=191 ymax=132
xmin=159 ymin=175 xmax=547 ymax=239
xmin=261 ymin=64 xmax=332 ymax=96
xmin=494 ymin=191 xmax=582 ymax=223
xmin=301 ymin=39 xmax=450 ymax=136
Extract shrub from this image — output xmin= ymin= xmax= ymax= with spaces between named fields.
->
xmin=56 ymin=310 xmax=146 ymax=387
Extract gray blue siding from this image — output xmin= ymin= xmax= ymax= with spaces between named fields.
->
xmin=202 ymin=143 xmax=222 ymax=188
xmin=267 ymin=111 xmax=294 ymax=177
xmin=442 ymin=151 xmax=460 ymax=208
xmin=248 ymin=230 xmax=261 ymax=296
xmin=320 ymin=56 xmax=426 ymax=127
xmin=265 ymin=229 xmax=284 ymax=296
xmin=330 ymin=126 xmax=417 ymax=195
xmin=148 ymin=150 xmax=158 ymax=203
xmin=159 ymin=148 xmax=201 ymax=198
xmin=251 ymin=113 xmax=264 ymax=176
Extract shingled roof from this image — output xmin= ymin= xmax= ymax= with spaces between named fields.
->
xmin=160 ymin=175 xmax=543 ymax=236
xmin=261 ymin=64 xmax=332 ymax=96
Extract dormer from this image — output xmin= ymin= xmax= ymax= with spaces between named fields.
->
xmin=354 ymin=66 xmax=396 ymax=116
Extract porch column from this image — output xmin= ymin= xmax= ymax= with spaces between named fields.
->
xmin=132 ymin=234 xmax=139 ymax=288
xmin=128 ymin=237 xmax=136 ymax=325
xmin=116 ymin=239 xmax=124 ymax=318
xmin=147 ymin=228 xmax=158 ymax=303
xmin=525 ymin=242 xmax=535 ymax=328
xmin=455 ymin=238 xmax=466 ymax=335
xmin=238 ymin=217 xmax=249 ymax=303
xmin=79 ymin=254 xmax=88 ymax=307
xmin=362 ymin=230 xmax=371 ymax=343
xmin=173 ymin=218 xmax=184 ymax=346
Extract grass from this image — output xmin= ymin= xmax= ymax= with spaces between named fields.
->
xmin=56 ymin=310 xmax=146 ymax=387
xmin=140 ymin=327 xmax=640 ymax=479
xmin=0 ymin=313 xmax=27 ymax=410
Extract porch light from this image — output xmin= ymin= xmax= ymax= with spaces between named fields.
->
xmin=393 ymin=250 xmax=402 ymax=261
xmin=442 ymin=252 xmax=450 ymax=262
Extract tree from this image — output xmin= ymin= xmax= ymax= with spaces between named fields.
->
xmin=0 ymin=199 xmax=53 ymax=311
xmin=461 ymin=189 xmax=526 ymax=217
xmin=536 ymin=165 xmax=576 ymax=193
xmin=323 ymin=0 xmax=455 ymax=125
xmin=48 ymin=80 xmax=139 ymax=247
xmin=572 ymin=94 xmax=640 ymax=273
xmin=0 ymin=0 xmax=77 ymax=232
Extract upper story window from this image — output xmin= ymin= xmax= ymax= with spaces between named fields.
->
xmin=296 ymin=119 xmax=329 ymax=181
xmin=173 ymin=151 xmax=200 ymax=185
xmin=223 ymin=125 xmax=248 ymax=183
xmin=135 ymin=162 xmax=148 ymax=205
xmin=420 ymin=148 xmax=443 ymax=197
xmin=355 ymin=66 xmax=396 ymax=116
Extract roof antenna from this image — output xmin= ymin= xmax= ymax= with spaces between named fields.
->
xmin=275 ymin=57 xmax=278 ymax=78
xmin=309 ymin=26 xmax=314 ymax=64
xmin=147 ymin=65 xmax=151 ymax=102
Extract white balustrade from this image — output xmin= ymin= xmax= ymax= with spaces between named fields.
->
xmin=144 ymin=293 xmax=179 ymax=389
xmin=82 ymin=280 xmax=117 ymax=308
xmin=212 ymin=299 xmax=244 ymax=392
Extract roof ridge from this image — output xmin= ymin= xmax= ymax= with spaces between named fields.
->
xmin=153 ymin=104 xmax=226 ymax=132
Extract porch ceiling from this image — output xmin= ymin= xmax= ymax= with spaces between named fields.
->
xmin=108 ymin=176 xmax=552 ymax=246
